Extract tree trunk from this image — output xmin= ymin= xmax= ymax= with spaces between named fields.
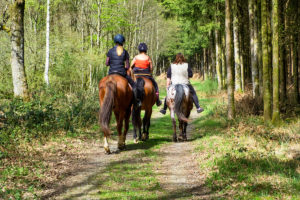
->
xmin=261 ymin=0 xmax=272 ymax=121
xmin=233 ymin=0 xmax=242 ymax=92
xmin=272 ymin=0 xmax=280 ymax=123
xmin=225 ymin=0 xmax=235 ymax=119
xmin=45 ymin=0 xmax=50 ymax=86
xmin=279 ymin=0 xmax=287 ymax=103
xmin=11 ymin=0 xmax=29 ymax=99
xmin=291 ymin=35 xmax=299 ymax=103
xmin=249 ymin=0 xmax=260 ymax=97
xmin=215 ymin=29 xmax=222 ymax=90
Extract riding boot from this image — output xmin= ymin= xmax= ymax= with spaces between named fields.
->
xmin=159 ymin=98 xmax=167 ymax=115
xmin=156 ymin=92 xmax=162 ymax=106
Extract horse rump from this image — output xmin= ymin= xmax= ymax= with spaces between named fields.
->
xmin=174 ymin=84 xmax=189 ymax=122
xmin=99 ymin=79 xmax=116 ymax=136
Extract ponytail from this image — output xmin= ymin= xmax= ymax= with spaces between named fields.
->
xmin=116 ymin=45 xmax=124 ymax=56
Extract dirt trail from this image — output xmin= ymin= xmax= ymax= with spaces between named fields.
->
xmin=42 ymin=111 xmax=213 ymax=199
xmin=156 ymin=111 xmax=213 ymax=199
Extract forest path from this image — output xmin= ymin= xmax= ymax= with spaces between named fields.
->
xmin=156 ymin=111 xmax=213 ymax=199
xmin=42 ymin=110 xmax=212 ymax=200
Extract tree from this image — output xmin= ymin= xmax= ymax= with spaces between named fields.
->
xmin=249 ymin=0 xmax=260 ymax=98
xmin=261 ymin=0 xmax=272 ymax=121
xmin=233 ymin=0 xmax=242 ymax=92
xmin=225 ymin=0 xmax=235 ymax=119
xmin=10 ymin=0 xmax=30 ymax=99
xmin=45 ymin=0 xmax=50 ymax=86
xmin=272 ymin=0 xmax=280 ymax=123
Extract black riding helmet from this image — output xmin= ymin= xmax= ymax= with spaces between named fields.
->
xmin=114 ymin=34 xmax=125 ymax=45
xmin=138 ymin=43 xmax=148 ymax=53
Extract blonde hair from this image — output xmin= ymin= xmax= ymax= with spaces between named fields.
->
xmin=116 ymin=45 xmax=124 ymax=56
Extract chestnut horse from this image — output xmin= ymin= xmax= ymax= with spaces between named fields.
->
xmin=132 ymin=77 xmax=156 ymax=142
xmin=166 ymin=84 xmax=193 ymax=142
xmin=99 ymin=74 xmax=133 ymax=154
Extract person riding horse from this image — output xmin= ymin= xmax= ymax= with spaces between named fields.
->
xmin=105 ymin=34 xmax=140 ymax=106
xmin=160 ymin=53 xmax=204 ymax=114
xmin=130 ymin=43 xmax=161 ymax=106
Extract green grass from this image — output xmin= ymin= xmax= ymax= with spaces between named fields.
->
xmin=190 ymin=81 xmax=300 ymax=199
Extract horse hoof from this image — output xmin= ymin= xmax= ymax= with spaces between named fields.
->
xmin=141 ymin=133 xmax=147 ymax=141
xmin=134 ymin=139 xmax=138 ymax=144
xmin=172 ymin=137 xmax=178 ymax=142
xmin=118 ymin=144 xmax=126 ymax=150
xmin=104 ymin=147 xmax=111 ymax=154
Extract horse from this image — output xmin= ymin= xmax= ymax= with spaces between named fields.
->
xmin=99 ymin=74 xmax=133 ymax=154
xmin=131 ymin=76 xmax=157 ymax=143
xmin=166 ymin=84 xmax=193 ymax=142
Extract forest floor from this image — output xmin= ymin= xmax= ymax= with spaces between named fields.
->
xmin=1 ymin=79 xmax=300 ymax=199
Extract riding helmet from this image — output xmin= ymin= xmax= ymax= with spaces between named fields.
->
xmin=114 ymin=34 xmax=125 ymax=45
xmin=138 ymin=43 xmax=148 ymax=52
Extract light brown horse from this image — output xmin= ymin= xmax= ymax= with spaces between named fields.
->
xmin=166 ymin=84 xmax=193 ymax=142
xmin=132 ymin=77 xmax=156 ymax=142
xmin=99 ymin=74 xmax=133 ymax=154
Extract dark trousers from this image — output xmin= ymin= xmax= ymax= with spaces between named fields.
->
xmin=163 ymin=84 xmax=200 ymax=110
xmin=135 ymin=75 xmax=159 ymax=93
xmin=109 ymin=72 xmax=136 ymax=88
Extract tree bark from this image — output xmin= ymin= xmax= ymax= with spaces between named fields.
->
xmin=225 ymin=0 xmax=235 ymax=119
xmin=261 ymin=0 xmax=272 ymax=121
xmin=45 ymin=0 xmax=50 ymax=86
xmin=249 ymin=0 xmax=260 ymax=97
xmin=233 ymin=0 xmax=242 ymax=92
xmin=272 ymin=0 xmax=280 ymax=123
xmin=11 ymin=0 xmax=29 ymax=99
xmin=215 ymin=28 xmax=222 ymax=90
xmin=279 ymin=0 xmax=287 ymax=103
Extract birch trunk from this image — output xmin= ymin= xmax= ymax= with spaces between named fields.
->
xmin=45 ymin=0 xmax=50 ymax=86
xmin=225 ymin=0 xmax=235 ymax=119
xmin=11 ymin=0 xmax=29 ymax=99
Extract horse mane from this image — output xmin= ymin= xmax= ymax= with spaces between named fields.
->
xmin=174 ymin=84 xmax=189 ymax=122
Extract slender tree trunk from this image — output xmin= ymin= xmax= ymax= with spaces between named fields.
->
xmin=215 ymin=29 xmax=222 ymax=90
xmin=291 ymin=35 xmax=299 ymax=103
xmin=45 ymin=0 xmax=50 ymax=86
xmin=279 ymin=0 xmax=287 ymax=104
xmin=96 ymin=0 xmax=102 ymax=48
xmin=221 ymin=34 xmax=227 ymax=87
xmin=11 ymin=0 xmax=29 ymax=99
xmin=249 ymin=0 xmax=260 ymax=97
xmin=272 ymin=0 xmax=280 ymax=123
xmin=225 ymin=0 xmax=235 ymax=119
xmin=233 ymin=0 xmax=242 ymax=92
xmin=261 ymin=0 xmax=272 ymax=121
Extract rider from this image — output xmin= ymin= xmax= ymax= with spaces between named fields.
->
xmin=160 ymin=53 xmax=204 ymax=114
xmin=106 ymin=34 xmax=140 ymax=106
xmin=130 ymin=43 xmax=162 ymax=106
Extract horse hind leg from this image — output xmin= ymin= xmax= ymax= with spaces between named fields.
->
xmin=132 ymin=108 xmax=140 ymax=143
xmin=183 ymin=122 xmax=188 ymax=141
xmin=142 ymin=109 xmax=152 ymax=141
xmin=170 ymin=110 xmax=177 ymax=142
xmin=178 ymin=120 xmax=184 ymax=142
xmin=117 ymin=112 xmax=126 ymax=150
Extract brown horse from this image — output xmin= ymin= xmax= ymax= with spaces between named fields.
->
xmin=166 ymin=84 xmax=193 ymax=142
xmin=99 ymin=74 xmax=133 ymax=154
xmin=132 ymin=77 xmax=157 ymax=143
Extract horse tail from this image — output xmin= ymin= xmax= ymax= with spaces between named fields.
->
xmin=99 ymin=79 xmax=116 ymax=136
xmin=136 ymin=77 xmax=145 ymax=102
xmin=174 ymin=84 xmax=189 ymax=122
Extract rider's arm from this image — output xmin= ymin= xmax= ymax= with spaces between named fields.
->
xmin=148 ymin=57 xmax=153 ymax=72
xmin=125 ymin=51 xmax=130 ymax=70
xmin=105 ymin=50 xmax=111 ymax=66
xmin=188 ymin=63 xmax=193 ymax=78
xmin=130 ymin=57 xmax=136 ymax=69
xmin=166 ymin=67 xmax=171 ymax=88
